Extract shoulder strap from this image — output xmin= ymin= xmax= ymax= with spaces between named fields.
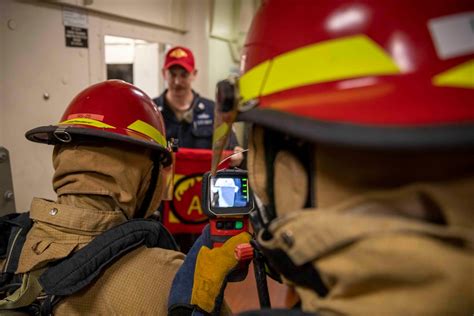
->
xmin=2 ymin=217 xmax=178 ymax=315
xmin=1 ymin=213 xmax=32 ymax=265
xmin=39 ymin=218 xmax=178 ymax=296
xmin=1 ymin=213 xmax=32 ymax=287
xmin=0 ymin=213 xmax=39 ymax=313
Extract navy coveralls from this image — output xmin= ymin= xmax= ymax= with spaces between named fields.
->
xmin=153 ymin=90 xmax=238 ymax=149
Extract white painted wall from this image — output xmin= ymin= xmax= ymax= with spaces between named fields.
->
xmin=208 ymin=38 xmax=239 ymax=94
xmin=0 ymin=1 xmax=6 ymax=145
xmin=211 ymin=0 xmax=235 ymax=39
xmin=0 ymin=0 xmax=257 ymax=212
xmin=207 ymin=0 xmax=259 ymax=96
xmin=47 ymin=0 xmax=186 ymax=32
xmin=104 ymin=36 xmax=137 ymax=64
xmin=104 ymin=36 xmax=160 ymax=97
xmin=207 ymin=0 xmax=260 ymax=145
xmin=134 ymin=42 xmax=159 ymax=98
xmin=0 ymin=0 xmax=213 ymax=211
xmin=183 ymin=0 xmax=211 ymax=98
xmin=1 ymin=0 xmax=91 ymax=212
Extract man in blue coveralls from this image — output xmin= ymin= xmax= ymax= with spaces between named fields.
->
xmin=153 ymin=46 xmax=243 ymax=253
xmin=153 ymin=46 xmax=243 ymax=165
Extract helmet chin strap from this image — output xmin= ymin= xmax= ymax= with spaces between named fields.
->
xmin=254 ymin=128 xmax=317 ymax=230
xmin=135 ymin=156 xmax=161 ymax=218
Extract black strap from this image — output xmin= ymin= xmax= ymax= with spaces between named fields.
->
xmin=238 ymin=309 xmax=316 ymax=316
xmin=260 ymin=248 xmax=328 ymax=297
xmin=39 ymin=295 xmax=60 ymax=316
xmin=0 ymin=213 xmax=32 ymax=293
xmin=39 ymin=219 xmax=178 ymax=296
xmin=0 ymin=213 xmax=32 ymax=265
xmin=168 ymin=304 xmax=200 ymax=316
xmin=0 ymin=213 xmax=18 ymax=259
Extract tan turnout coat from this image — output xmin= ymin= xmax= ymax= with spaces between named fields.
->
xmin=4 ymin=198 xmax=184 ymax=315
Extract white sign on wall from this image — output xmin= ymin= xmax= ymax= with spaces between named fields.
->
xmin=62 ymin=7 xmax=88 ymax=28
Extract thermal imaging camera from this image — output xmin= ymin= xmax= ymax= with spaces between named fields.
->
xmin=202 ymin=168 xmax=254 ymax=247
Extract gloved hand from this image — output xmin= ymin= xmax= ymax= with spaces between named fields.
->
xmin=168 ymin=224 xmax=252 ymax=316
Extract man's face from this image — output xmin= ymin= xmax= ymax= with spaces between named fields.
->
xmin=163 ymin=65 xmax=196 ymax=97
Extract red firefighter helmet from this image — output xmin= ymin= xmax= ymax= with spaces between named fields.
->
xmin=236 ymin=0 xmax=474 ymax=148
xmin=26 ymin=80 xmax=172 ymax=166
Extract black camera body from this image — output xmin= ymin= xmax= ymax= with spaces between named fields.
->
xmin=201 ymin=168 xmax=254 ymax=247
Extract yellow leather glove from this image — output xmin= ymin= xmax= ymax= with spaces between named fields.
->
xmin=169 ymin=225 xmax=252 ymax=316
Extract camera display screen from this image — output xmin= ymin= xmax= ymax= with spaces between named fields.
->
xmin=210 ymin=176 xmax=249 ymax=208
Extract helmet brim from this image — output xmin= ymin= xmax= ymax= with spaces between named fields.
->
xmin=25 ymin=125 xmax=172 ymax=167
xmin=238 ymin=108 xmax=474 ymax=150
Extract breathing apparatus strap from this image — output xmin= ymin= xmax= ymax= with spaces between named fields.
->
xmin=259 ymin=247 xmax=328 ymax=297
xmin=38 ymin=219 xmax=178 ymax=314
xmin=254 ymin=128 xmax=327 ymax=297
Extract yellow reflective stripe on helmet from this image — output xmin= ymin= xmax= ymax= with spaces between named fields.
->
xmin=59 ymin=118 xmax=115 ymax=129
xmin=239 ymin=60 xmax=271 ymax=103
xmin=240 ymin=35 xmax=400 ymax=102
xmin=127 ymin=120 xmax=167 ymax=147
xmin=212 ymin=123 xmax=229 ymax=145
xmin=263 ymin=35 xmax=400 ymax=96
xmin=432 ymin=59 xmax=474 ymax=89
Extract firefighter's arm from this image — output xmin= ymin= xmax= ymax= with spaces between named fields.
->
xmin=168 ymin=225 xmax=251 ymax=316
